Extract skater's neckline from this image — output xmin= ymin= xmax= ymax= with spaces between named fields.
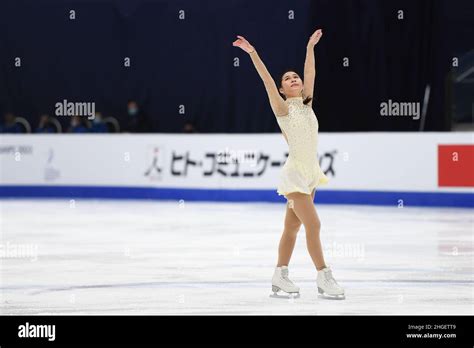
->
xmin=286 ymin=96 xmax=304 ymax=103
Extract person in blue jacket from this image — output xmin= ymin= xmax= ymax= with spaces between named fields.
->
xmin=90 ymin=112 xmax=108 ymax=133
xmin=0 ymin=112 xmax=22 ymax=133
xmin=68 ymin=116 xmax=89 ymax=133
xmin=36 ymin=114 xmax=56 ymax=133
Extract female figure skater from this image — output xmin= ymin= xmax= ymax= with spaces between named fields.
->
xmin=233 ymin=29 xmax=345 ymax=299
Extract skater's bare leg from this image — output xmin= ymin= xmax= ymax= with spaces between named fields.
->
xmin=276 ymin=199 xmax=301 ymax=267
xmin=277 ymin=189 xmax=316 ymax=267
xmin=286 ymin=190 xmax=327 ymax=271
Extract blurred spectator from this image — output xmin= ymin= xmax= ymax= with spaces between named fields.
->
xmin=126 ymin=100 xmax=151 ymax=133
xmin=183 ymin=120 xmax=198 ymax=133
xmin=68 ymin=116 xmax=89 ymax=133
xmin=36 ymin=114 xmax=56 ymax=133
xmin=0 ymin=112 xmax=22 ymax=133
xmin=90 ymin=112 xmax=108 ymax=133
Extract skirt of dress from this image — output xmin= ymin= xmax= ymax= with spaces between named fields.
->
xmin=276 ymin=160 xmax=329 ymax=198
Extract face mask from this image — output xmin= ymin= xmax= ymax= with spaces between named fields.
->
xmin=128 ymin=108 xmax=138 ymax=116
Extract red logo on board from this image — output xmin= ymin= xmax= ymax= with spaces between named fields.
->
xmin=438 ymin=145 xmax=474 ymax=187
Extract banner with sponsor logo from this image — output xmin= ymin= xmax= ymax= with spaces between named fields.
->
xmin=0 ymin=133 xmax=472 ymax=206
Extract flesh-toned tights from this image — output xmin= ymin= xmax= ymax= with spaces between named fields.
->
xmin=277 ymin=188 xmax=327 ymax=271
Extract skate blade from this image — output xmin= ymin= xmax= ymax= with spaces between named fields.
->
xmin=269 ymin=292 xmax=300 ymax=299
xmin=317 ymin=287 xmax=345 ymax=300
xmin=270 ymin=286 xmax=300 ymax=299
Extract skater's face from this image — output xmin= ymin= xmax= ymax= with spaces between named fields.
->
xmin=279 ymin=71 xmax=303 ymax=98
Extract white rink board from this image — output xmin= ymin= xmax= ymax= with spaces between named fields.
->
xmin=0 ymin=133 xmax=472 ymax=193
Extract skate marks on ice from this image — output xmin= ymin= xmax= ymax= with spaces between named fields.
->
xmin=0 ymin=199 xmax=472 ymax=314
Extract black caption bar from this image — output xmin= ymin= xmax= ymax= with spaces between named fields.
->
xmin=0 ymin=315 xmax=472 ymax=346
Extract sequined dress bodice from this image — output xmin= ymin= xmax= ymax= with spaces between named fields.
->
xmin=276 ymin=96 xmax=320 ymax=175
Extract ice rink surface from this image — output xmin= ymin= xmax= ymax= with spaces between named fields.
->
xmin=0 ymin=198 xmax=472 ymax=315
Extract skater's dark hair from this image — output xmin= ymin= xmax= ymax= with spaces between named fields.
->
xmin=279 ymin=69 xmax=312 ymax=105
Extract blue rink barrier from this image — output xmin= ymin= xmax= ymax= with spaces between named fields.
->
xmin=0 ymin=185 xmax=472 ymax=208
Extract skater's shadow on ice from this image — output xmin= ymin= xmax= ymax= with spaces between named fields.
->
xmin=268 ymin=292 xmax=345 ymax=300
xmin=269 ymin=292 xmax=301 ymax=299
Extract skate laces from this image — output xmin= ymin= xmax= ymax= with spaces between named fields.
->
xmin=324 ymin=269 xmax=340 ymax=287
xmin=281 ymin=269 xmax=295 ymax=285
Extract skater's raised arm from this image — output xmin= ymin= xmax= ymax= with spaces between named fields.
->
xmin=303 ymin=29 xmax=323 ymax=107
xmin=233 ymin=35 xmax=288 ymax=117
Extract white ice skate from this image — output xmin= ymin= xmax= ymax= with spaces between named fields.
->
xmin=270 ymin=266 xmax=300 ymax=298
xmin=316 ymin=266 xmax=345 ymax=300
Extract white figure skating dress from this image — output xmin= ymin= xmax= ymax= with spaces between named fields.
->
xmin=275 ymin=96 xmax=329 ymax=198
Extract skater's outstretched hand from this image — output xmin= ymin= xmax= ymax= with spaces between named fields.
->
xmin=234 ymin=34 xmax=287 ymax=117
xmin=232 ymin=35 xmax=255 ymax=53
xmin=307 ymin=29 xmax=323 ymax=47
